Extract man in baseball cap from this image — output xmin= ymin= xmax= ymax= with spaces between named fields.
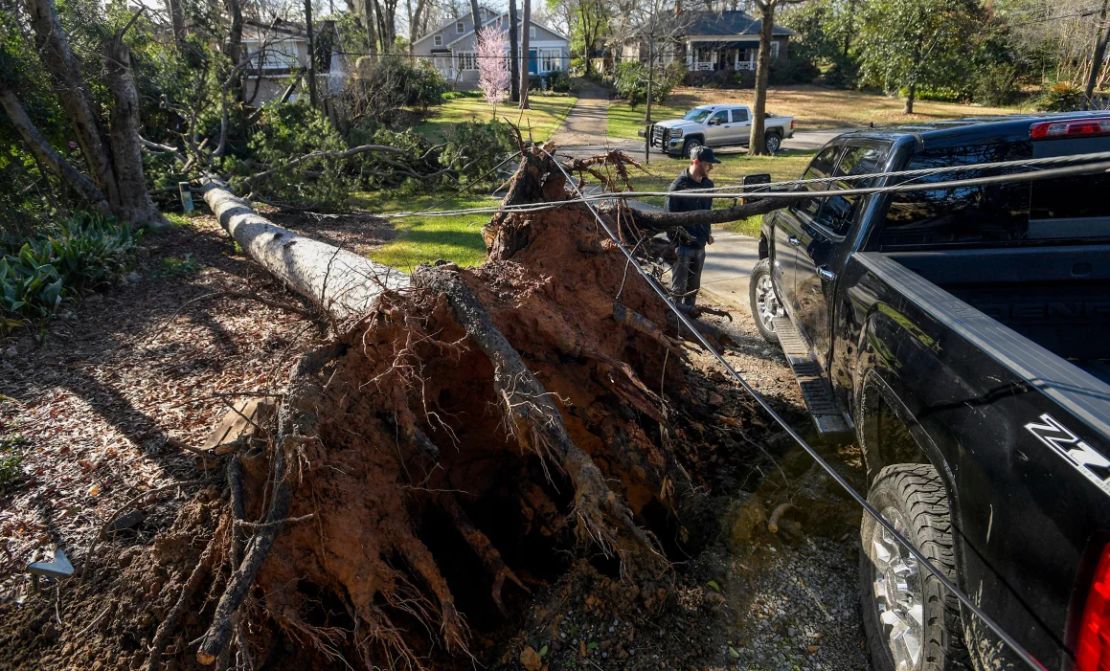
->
xmin=664 ymin=145 xmax=719 ymax=307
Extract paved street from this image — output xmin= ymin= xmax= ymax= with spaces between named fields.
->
xmin=700 ymin=230 xmax=761 ymax=309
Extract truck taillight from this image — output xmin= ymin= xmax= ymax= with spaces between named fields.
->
xmin=791 ymin=119 xmax=796 ymax=130
xmin=1077 ymin=544 xmax=1110 ymax=671
xmin=1030 ymin=117 xmax=1110 ymax=140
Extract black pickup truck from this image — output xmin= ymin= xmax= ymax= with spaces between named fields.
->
xmin=747 ymin=113 xmax=1110 ymax=671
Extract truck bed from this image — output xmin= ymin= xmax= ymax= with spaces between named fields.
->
xmin=885 ymin=245 xmax=1110 ymax=384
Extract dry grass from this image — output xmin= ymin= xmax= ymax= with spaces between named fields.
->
xmin=609 ymin=84 xmax=1029 ymax=138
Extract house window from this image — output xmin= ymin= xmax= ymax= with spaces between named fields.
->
xmin=434 ymin=34 xmax=442 ymax=46
xmin=771 ymin=41 xmax=780 ymax=58
xmin=529 ymin=26 xmax=536 ymax=39
xmin=541 ymin=50 xmax=560 ymax=72
xmin=247 ymin=39 xmax=300 ymax=71
xmin=458 ymin=52 xmax=477 ymax=70
xmin=456 ymin=21 xmax=464 ymax=33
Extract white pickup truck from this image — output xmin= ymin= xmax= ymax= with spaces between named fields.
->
xmin=649 ymin=104 xmax=796 ymax=157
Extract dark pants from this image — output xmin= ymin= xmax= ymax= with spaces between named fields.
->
xmin=671 ymin=245 xmax=706 ymax=307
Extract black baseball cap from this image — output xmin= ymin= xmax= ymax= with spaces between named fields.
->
xmin=690 ymin=145 xmax=721 ymax=163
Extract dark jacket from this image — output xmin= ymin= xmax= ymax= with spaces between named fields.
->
xmin=665 ymin=169 xmax=714 ymax=247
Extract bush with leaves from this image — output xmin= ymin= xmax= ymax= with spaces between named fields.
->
xmin=227 ymin=100 xmax=355 ymax=210
xmin=613 ymin=61 xmax=684 ymax=108
xmin=1038 ymin=82 xmax=1083 ymax=112
xmin=440 ymin=120 xmax=518 ymax=188
xmin=347 ymin=55 xmax=448 ymax=123
xmin=0 ymin=214 xmax=139 ymax=332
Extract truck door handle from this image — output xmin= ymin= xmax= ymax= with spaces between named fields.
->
xmin=817 ymin=266 xmax=836 ymax=281
xmin=787 ymin=236 xmax=801 ymax=246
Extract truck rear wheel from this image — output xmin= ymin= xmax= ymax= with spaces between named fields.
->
xmin=764 ymin=132 xmax=782 ymax=154
xmin=860 ymin=464 xmax=971 ymax=671
xmin=749 ymin=258 xmax=783 ymax=343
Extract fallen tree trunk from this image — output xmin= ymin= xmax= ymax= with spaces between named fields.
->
xmin=201 ymin=177 xmax=409 ymax=320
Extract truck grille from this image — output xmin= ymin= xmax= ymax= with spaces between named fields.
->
xmin=651 ymin=125 xmax=668 ymax=148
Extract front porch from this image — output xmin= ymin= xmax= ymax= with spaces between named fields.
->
xmin=683 ymin=40 xmax=777 ymax=72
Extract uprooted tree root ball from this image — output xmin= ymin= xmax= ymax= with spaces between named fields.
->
xmin=141 ymin=149 xmax=770 ymax=670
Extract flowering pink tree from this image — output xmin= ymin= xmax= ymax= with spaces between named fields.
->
xmin=477 ymin=24 xmax=510 ymax=114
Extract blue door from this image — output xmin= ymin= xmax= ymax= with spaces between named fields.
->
xmin=528 ymin=49 xmax=538 ymax=74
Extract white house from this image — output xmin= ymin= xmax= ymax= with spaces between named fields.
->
xmin=411 ymin=8 xmax=571 ymax=88
xmin=240 ymin=19 xmax=345 ymax=104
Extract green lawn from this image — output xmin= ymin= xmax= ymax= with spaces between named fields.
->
xmin=608 ymin=84 xmax=1028 ymax=139
xmin=351 ymin=190 xmax=494 ymax=271
xmin=415 ymin=93 xmax=578 ymax=143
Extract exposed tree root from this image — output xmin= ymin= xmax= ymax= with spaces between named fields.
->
xmin=161 ymin=146 xmax=767 ymax=670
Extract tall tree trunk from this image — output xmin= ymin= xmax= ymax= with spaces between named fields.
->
xmin=469 ymin=0 xmax=482 ymax=47
xmin=104 ymin=37 xmax=162 ymax=226
xmin=363 ymin=0 xmax=378 ymax=55
xmin=167 ymin=0 xmax=186 ymax=50
xmin=24 ymin=0 xmax=161 ymax=227
xmin=580 ymin=2 xmax=593 ymax=77
xmin=509 ymin=0 xmax=520 ymax=102
xmin=225 ymin=0 xmax=244 ymax=92
xmin=903 ymin=81 xmax=916 ymax=114
xmin=305 ymin=0 xmax=318 ymax=107
xmin=0 ymin=86 xmax=109 ymax=212
xmin=26 ymin=0 xmax=121 ymax=207
xmin=1084 ymin=0 xmax=1110 ymax=109
xmin=644 ymin=39 xmax=654 ymax=163
xmin=748 ymin=0 xmax=774 ymax=156
xmin=520 ymin=0 xmax=531 ymax=108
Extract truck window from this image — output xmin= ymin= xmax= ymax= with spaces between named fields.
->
xmin=878 ymin=137 xmax=1110 ymax=249
xmin=793 ymin=145 xmax=841 ymax=220
xmin=709 ymin=110 xmax=729 ymax=125
xmin=730 ymin=108 xmax=748 ymax=123
xmin=877 ymin=142 xmax=1031 ymax=249
xmin=815 ymin=144 xmax=887 ymax=236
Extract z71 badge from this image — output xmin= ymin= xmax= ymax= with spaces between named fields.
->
xmin=1025 ymin=413 xmax=1110 ymax=497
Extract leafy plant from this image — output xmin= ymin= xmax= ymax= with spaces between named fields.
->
xmin=1038 ymin=82 xmax=1083 ymax=112
xmin=0 ymin=214 xmax=138 ymax=333
xmin=0 ymin=433 xmax=27 ymax=494
xmin=229 ymin=101 xmax=356 ymax=210
xmin=613 ymin=61 xmax=684 ymax=108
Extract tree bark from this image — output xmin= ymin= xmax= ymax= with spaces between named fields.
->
xmin=0 ymin=86 xmax=110 ymax=212
xmin=225 ymin=0 xmax=244 ymax=92
xmin=1084 ymin=0 xmax=1110 ymax=109
xmin=167 ymin=0 xmax=187 ymax=50
xmin=469 ymin=0 xmax=482 ymax=48
xmin=520 ymin=0 xmax=531 ymax=109
xmin=509 ymin=0 xmax=520 ymax=102
xmin=304 ymin=0 xmax=319 ymax=107
xmin=201 ymin=179 xmax=409 ymax=320
xmin=26 ymin=0 xmax=121 ymax=207
xmin=104 ymin=38 xmax=163 ymax=227
xmin=748 ymin=0 xmax=775 ymax=156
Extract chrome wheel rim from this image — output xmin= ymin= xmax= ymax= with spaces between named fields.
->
xmin=870 ymin=506 xmax=924 ymax=671
xmin=755 ymin=272 xmax=783 ymax=332
xmin=766 ymin=135 xmax=781 ymax=153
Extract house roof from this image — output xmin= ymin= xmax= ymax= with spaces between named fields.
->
xmin=683 ymin=10 xmax=793 ymax=38
xmin=412 ymin=6 xmax=500 ymax=46
xmin=444 ymin=13 xmax=568 ymax=48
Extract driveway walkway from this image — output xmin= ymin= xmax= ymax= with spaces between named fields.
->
xmin=550 ymin=83 xmax=611 ymax=148
xmin=700 ymin=230 xmax=760 ymax=309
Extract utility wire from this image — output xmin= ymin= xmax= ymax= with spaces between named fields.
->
xmin=377 ymin=150 xmax=1110 ymax=218
xmin=537 ymin=147 xmax=1052 ymax=671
